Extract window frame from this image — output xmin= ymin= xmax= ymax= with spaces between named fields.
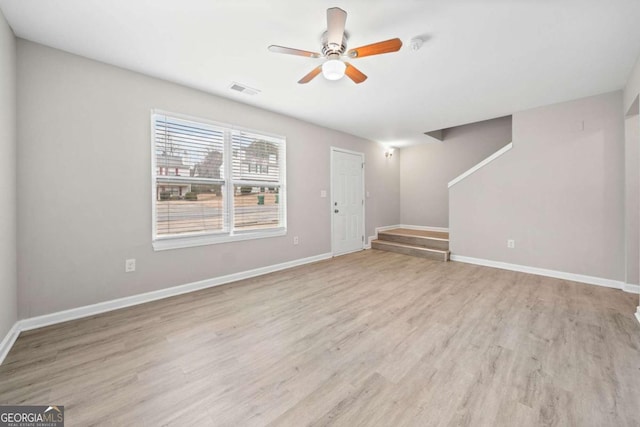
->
xmin=151 ymin=109 xmax=287 ymax=251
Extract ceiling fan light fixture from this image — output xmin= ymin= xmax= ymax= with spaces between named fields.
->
xmin=322 ymin=59 xmax=346 ymax=80
xmin=268 ymin=8 xmax=401 ymax=84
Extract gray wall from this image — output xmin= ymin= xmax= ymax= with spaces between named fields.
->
xmin=400 ymin=116 xmax=512 ymax=227
xmin=450 ymin=91 xmax=625 ymax=281
xmin=16 ymin=40 xmax=400 ymax=318
xmin=0 ymin=11 xmax=16 ymax=339
xmin=624 ymin=114 xmax=639 ymax=285
xmin=624 ymin=54 xmax=640 ymax=312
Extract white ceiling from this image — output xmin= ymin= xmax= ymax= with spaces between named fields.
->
xmin=2 ymin=0 xmax=640 ymax=146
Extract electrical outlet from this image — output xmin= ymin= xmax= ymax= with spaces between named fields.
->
xmin=507 ymin=239 xmax=515 ymax=249
xmin=293 ymin=236 xmax=299 ymax=245
xmin=320 ymin=190 xmax=327 ymax=198
xmin=125 ymin=258 xmax=136 ymax=272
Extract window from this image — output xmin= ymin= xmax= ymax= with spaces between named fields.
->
xmin=152 ymin=111 xmax=286 ymax=250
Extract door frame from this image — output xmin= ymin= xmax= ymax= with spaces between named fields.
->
xmin=330 ymin=146 xmax=366 ymax=256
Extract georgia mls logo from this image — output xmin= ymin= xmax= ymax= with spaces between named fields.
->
xmin=0 ymin=405 xmax=64 ymax=427
xmin=45 ymin=406 xmax=62 ymax=416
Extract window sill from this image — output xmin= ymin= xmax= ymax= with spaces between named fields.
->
xmin=152 ymin=228 xmax=287 ymax=251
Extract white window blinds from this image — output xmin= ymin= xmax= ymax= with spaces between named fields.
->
xmin=231 ymin=132 xmax=284 ymax=231
xmin=152 ymin=111 xmax=286 ymax=249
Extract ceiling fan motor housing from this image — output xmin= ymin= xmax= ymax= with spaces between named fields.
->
xmin=321 ymin=30 xmax=348 ymax=57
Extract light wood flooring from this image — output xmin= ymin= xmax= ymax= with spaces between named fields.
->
xmin=1 ymin=250 xmax=639 ymax=426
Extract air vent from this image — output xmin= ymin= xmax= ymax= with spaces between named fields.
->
xmin=229 ymin=82 xmax=260 ymax=96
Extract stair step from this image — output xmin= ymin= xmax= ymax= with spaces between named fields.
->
xmin=381 ymin=228 xmax=449 ymax=240
xmin=372 ymin=239 xmax=450 ymax=261
xmin=378 ymin=228 xmax=449 ymax=251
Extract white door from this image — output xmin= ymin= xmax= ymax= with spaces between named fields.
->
xmin=331 ymin=148 xmax=364 ymax=255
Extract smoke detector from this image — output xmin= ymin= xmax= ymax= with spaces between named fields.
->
xmin=410 ymin=37 xmax=424 ymax=51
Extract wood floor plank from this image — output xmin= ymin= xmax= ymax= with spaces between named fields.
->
xmin=0 ymin=250 xmax=638 ymax=426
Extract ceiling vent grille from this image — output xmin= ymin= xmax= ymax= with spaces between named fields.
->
xmin=229 ymin=82 xmax=260 ymax=96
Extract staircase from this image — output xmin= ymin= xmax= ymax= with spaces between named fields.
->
xmin=371 ymin=228 xmax=450 ymax=261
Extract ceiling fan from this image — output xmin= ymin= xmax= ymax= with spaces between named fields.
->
xmin=268 ymin=7 xmax=402 ymax=84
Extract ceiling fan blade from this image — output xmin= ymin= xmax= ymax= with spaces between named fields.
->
xmin=298 ymin=66 xmax=323 ymax=84
xmin=327 ymin=7 xmax=347 ymax=48
xmin=347 ymin=38 xmax=403 ymax=58
xmin=268 ymin=45 xmax=321 ymax=58
xmin=344 ymin=63 xmax=367 ymax=84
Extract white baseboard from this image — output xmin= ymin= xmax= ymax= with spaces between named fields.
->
xmin=0 ymin=322 xmax=21 ymax=366
xmin=636 ymin=307 xmax=640 ymax=325
xmin=367 ymin=224 xmax=450 ymax=248
xmin=1 ymin=252 xmax=332 ymax=365
xmin=623 ymin=283 xmax=640 ymax=294
xmin=450 ymin=254 xmax=638 ymax=294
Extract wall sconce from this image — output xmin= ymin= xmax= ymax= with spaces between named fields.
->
xmin=385 ymin=148 xmax=395 ymax=158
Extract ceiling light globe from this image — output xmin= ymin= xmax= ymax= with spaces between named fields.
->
xmin=322 ymin=59 xmax=346 ymax=80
